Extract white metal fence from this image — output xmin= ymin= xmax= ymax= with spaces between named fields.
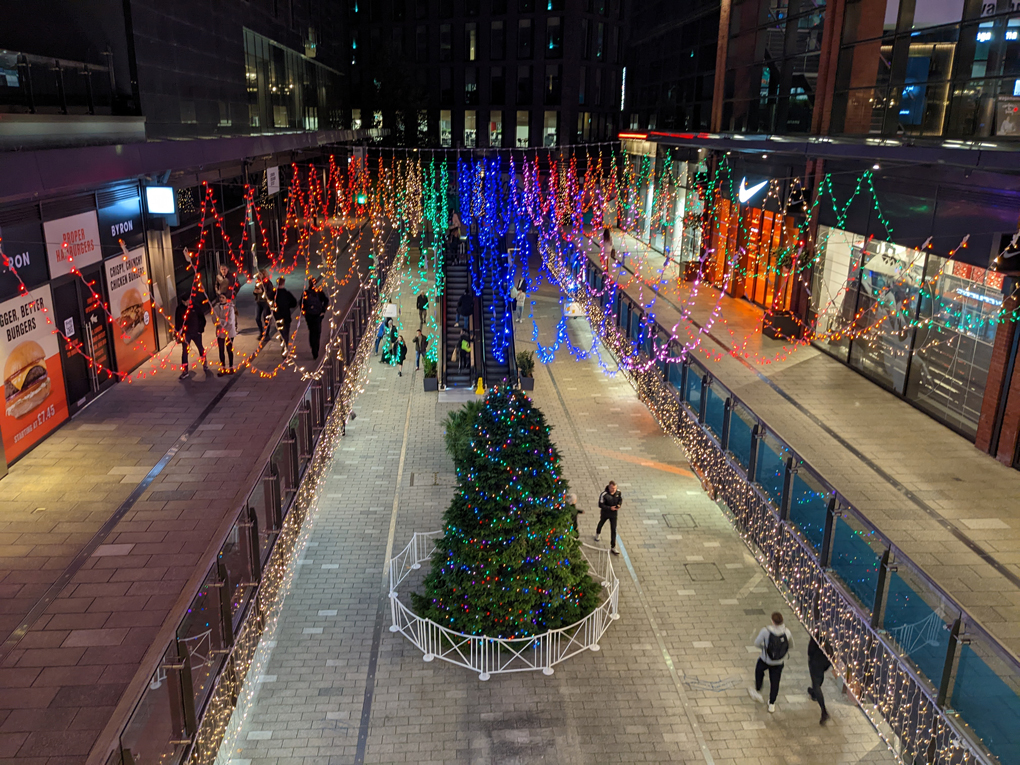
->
xmin=388 ymin=531 xmax=620 ymax=680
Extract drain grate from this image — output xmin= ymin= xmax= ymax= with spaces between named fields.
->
xmin=663 ymin=513 xmax=697 ymax=529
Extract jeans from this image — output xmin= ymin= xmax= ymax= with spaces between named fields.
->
xmin=181 ymin=335 xmax=206 ymax=369
xmin=419 ymin=307 xmax=427 ymax=326
xmin=217 ymin=337 xmax=234 ymax=368
xmin=457 ymin=312 xmax=470 ymax=328
xmin=596 ymin=508 xmax=617 ymax=547
xmin=755 ymin=659 xmax=784 ymax=705
xmin=374 ymin=334 xmax=384 ymax=353
xmin=415 ymin=350 xmax=422 ymax=369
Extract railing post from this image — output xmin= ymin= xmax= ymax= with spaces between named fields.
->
xmin=937 ymin=618 xmax=964 ymax=708
xmin=216 ymin=559 xmax=234 ymax=649
xmin=819 ymin=496 xmax=837 ymax=568
xmin=721 ymin=397 xmax=732 ymax=451
xmin=54 ymin=60 xmax=68 ymax=114
xmin=747 ymin=424 xmax=760 ymax=484
xmin=679 ymin=358 xmax=689 ymax=403
xmin=779 ymin=457 xmax=795 ymax=521
xmin=264 ymin=464 xmax=282 ymax=531
xmin=173 ymin=637 xmax=198 ymax=736
xmin=697 ymin=375 xmax=709 ymax=424
xmin=246 ymin=505 xmax=262 ymax=581
xmin=18 ymin=54 xmax=35 ymax=113
xmin=84 ymin=65 xmax=95 ymax=115
xmin=870 ymin=548 xmax=893 ymax=630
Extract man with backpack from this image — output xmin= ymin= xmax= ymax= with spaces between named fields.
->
xmin=301 ymin=277 xmax=330 ymax=360
xmin=750 ymin=612 xmax=793 ymax=713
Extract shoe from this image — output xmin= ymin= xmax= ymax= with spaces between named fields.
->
xmin=229 ymin=367 xmax=235 ymax=374
xmin=748 ymin=689 xmax=763 ymax=704
xmin=819 ymin=711 xmax=829 ymax=725
xmin=218 ymin=370 xmax=226 ymax=377
xmin=594 ymin=534 xmax=600 ymax=542
xmin=179 ymin=371 xmax=189 ymax=380
xmin=768 ymin=704 xmax=776 ymax=713
xmin=203 ymin=363 xmax=210 ymax=373
xmin=398 ymin=371 xmax=402 ymax=377
xmin=611 ymin=547 xmax=620 ymax=556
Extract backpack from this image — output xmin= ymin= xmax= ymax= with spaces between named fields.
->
xmin=765 ymin=631 xmax=789 ymax=662
xmin=305 ymin=290 xmax=326 ymax=317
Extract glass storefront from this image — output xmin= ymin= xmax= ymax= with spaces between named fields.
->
xmin=810 ymin=225 xmax=999 ymax=439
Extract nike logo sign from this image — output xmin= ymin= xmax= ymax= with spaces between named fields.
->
xmin=738 ymin=178 xmax=768 ymax=204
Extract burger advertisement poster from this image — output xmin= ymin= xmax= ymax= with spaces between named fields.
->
xmin=0 ymin=286 xmax=69 ymax=462
xmin=104 ymin=247 xmax=155 ymax=373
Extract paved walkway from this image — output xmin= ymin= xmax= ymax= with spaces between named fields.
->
xmin=223 ymin=265 xmax=893 ymax=765
xmin=0 ymin=227 xmax=386 ymax=763
xmin=599 ymin=230 xmax=1020 ymax=656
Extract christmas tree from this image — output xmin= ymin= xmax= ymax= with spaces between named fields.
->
xmin=413 ymin=386 xmax=601 ymax=639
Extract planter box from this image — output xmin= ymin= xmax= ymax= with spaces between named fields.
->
xmin=520 ymin=376 xmax=535 ymax=391
xmin=423 ymin=377 xmax=439 ymax=392
xmin=762 ymin=310 xmax=806 ymax=341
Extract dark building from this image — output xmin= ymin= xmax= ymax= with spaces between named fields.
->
xmin=347 ymin=0 xmax=628 ymax=148
xmin=618 ymin=0 xmax=1020 ymax=468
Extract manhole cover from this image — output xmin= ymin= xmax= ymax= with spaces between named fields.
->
xmin=409 ymin=472 xmax=457 ymax=487
xmin=685 ymin=563 xmax=722 ymax=581
xmin=663 ymin=513 xmax=697 ymax=529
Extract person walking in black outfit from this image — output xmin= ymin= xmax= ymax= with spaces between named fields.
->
xmin=594 ymin=481 xmax=622 ymax=555
xmin=750 ymin=612 xmax=793 ymax=713
xmin=253 ymin=269 xmax=275 ymax=343
xmin=301 ymin=278 xmax=330 ymax=360
xmin=396 ymin=336 xmax=408 ymax=376
xmin=416 ymin=292 xmax=429 ymax=327
xmin=174 ymin=294 xmax=208 ymax=379
xmin=808 ymin=636 xmax=832 ymax=725
xmin=273 ymin=277 xmax=298 ymax=350
xmin=413 ymin=329 xmax=428 ymax=370
xmin=456 ymin=290 xmax=473 ymax=329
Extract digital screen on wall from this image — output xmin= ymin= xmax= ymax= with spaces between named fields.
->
xmin=0 ymin=285 xmax=70 ymax=462
xmin=103 ymin=248 xmax=156 ymax=374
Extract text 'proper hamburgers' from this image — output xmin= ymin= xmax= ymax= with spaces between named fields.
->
xmin=119 ymin=288 xmax=146 ymax=343
xmin=4 ymin=340 xmax=51 ymax=419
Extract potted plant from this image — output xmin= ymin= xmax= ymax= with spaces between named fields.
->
xmin=423 ymin=358 xmax=439 ymax=391
xmin=517 ymin=350 xmax=535 ymax=391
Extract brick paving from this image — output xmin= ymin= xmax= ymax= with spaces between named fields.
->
xmin=0 ymin=230 xmax=383 ymax=763
xmin=223 ymin=268 xmax=894 ymax=765
xmin=602 ymin=231 xmax=1020 ymax=655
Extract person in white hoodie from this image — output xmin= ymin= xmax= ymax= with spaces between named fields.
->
xmin=749 ymin=612 xmax=793 ymax=713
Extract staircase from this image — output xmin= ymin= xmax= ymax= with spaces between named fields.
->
xmin=479 ymin=281 xmax=513 ymax=387
xmin=443 ymin=260 xmax=473 ymax=389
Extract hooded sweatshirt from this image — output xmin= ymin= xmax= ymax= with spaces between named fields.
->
xmin=754 ymin=622 xmax=793 ymax=666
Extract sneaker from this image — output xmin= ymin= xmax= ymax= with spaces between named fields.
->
xmin=610 ymin=547 xmax=620 ymax=556
xmin=218 ymin=370 xmax=226 ymax=377
xmin=179 ymin=371 xmax=189 ymax=380
xmin=767 ymin=704 xmax=776 ymax=713
xmin=748 ymin=689 xmax=763 ymax=704
xmin=819 ymin=711 xmax=829 ymax=725
xmin=593 ymin=534 xmax=601 ymax=542
xmin=398 ymin=371 xmax=402 ymax=377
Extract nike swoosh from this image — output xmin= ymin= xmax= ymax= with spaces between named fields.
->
xmin=738 ymin=178 xmax=768 ymax=204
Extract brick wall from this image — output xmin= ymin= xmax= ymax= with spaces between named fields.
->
xmin=976 ymin=291 xmax=1019 ymax=462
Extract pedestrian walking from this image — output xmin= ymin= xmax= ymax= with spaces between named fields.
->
xmin=416 ymin=292 xmax=429 ymax=327
xmin=413 ymin=329 xmax=429 ymax=370
xmin=253 ymin=269 xmax=274 ymax=342
xmin=566 ymin=492 xmax=583 ymax=536
xmin=456 ymin=290 xmax=473 ymax=329
xmin=458 ymin=329 xmax=472 ymax=370
xmin=212 ymin=293 xmax=237 ymax=376
xmin=749 ymin=612 xmax=793 ymax=713
xmin=375 ymin=317 xmax=391 ymax=355
xmin=594 ymin=481 xmax=622 ymax=555
xmin=396 ymin=336 xmax=408 ymax=376
xmin=509 ymin=284 xmax=519 ymax=319
xmin=515 ymin=278 xmax=527 ymax=323
xmin=301 ymin=277 xmax=330 ymax=360
xmin=273 ymin=277 xmax=298 ymax=349
xmin=174 ymin=294 xmax=208 ymax=379
xmin=381 ymin=323 xmax=399 ymax=365
xmin=807 ymin=636 xmax=832 ymax=725
xmin=214 ymin=263 xmax=236 ymax=300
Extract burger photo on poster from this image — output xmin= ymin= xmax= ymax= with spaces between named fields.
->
xmin=118 ymin=287 xmax=147 ymax=343
xmin=4 ymin=340 xmax=52 ymax=419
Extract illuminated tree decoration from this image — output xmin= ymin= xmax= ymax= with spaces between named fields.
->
xmin=412 ymin=386 xmax=600 ymax=639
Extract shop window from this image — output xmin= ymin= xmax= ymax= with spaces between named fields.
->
xmin=846 ymin=237 xmax=924 ymax=394
xmin=544 ymin=64 xmax=560 ymax=104
xmin=440 ymin=109 xmax=452 ymax=146
xmin=516 ymin=109 xmax=530 ymax=146
xmin=464 ymin=110 xmax=477 ymax=147
xmin=465 ymin=22 xmax=477 ymax=61
xmin=596 ymin=22 xmax=605 ymax=60
xmin=810 ymin=226 xmax=864 ymax=362
xmin=543 ymin=110 xmax=558 ymax=146
xmin=351 ymin=108 xmax=362 ymax=129
xmin=465 ymin=67 xmax=478 ymax=105
xmin=905 ymin=256 xmax=1000 ymax=439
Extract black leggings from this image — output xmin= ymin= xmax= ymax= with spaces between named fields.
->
xmin=217 ymin=337 xmax=234 ymax=368
xmin=755 ymin=659 xmax=785 ymax=704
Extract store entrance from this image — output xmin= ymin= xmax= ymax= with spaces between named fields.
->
xmin=51 ymin=266 xmax=115 ymax=414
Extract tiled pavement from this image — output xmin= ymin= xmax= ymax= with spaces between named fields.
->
xmin=224 ymin=269 xmax=894 ymax=765
xmin=600 ymin=230 xmax=1020 ymax=655
xmin=0 ymin=230 xmax=382 ymax=762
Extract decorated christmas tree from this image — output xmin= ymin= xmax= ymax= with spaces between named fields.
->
xmin=413 ymin=386 xmax=601 ymax=639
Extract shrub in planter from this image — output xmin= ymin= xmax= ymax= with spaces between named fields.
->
xmin=423 ymin=358 xmax=439 ymax=391
xmin=516 ymin=350 xmax=535 ymax=391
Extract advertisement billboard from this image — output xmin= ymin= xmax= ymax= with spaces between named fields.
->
xmin=43 ymin=211 xmax=102 ymax=279
xmin=0 ymin=285 xmax=69 ymax=462
xmin=104 ymin=248 xmax=156 ymax=373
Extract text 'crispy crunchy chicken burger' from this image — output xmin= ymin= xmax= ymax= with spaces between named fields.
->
xmin=4 ymin=340 xmax=52 ymax=419
xmin=119 ymin=288 xmax=146 ymax=343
